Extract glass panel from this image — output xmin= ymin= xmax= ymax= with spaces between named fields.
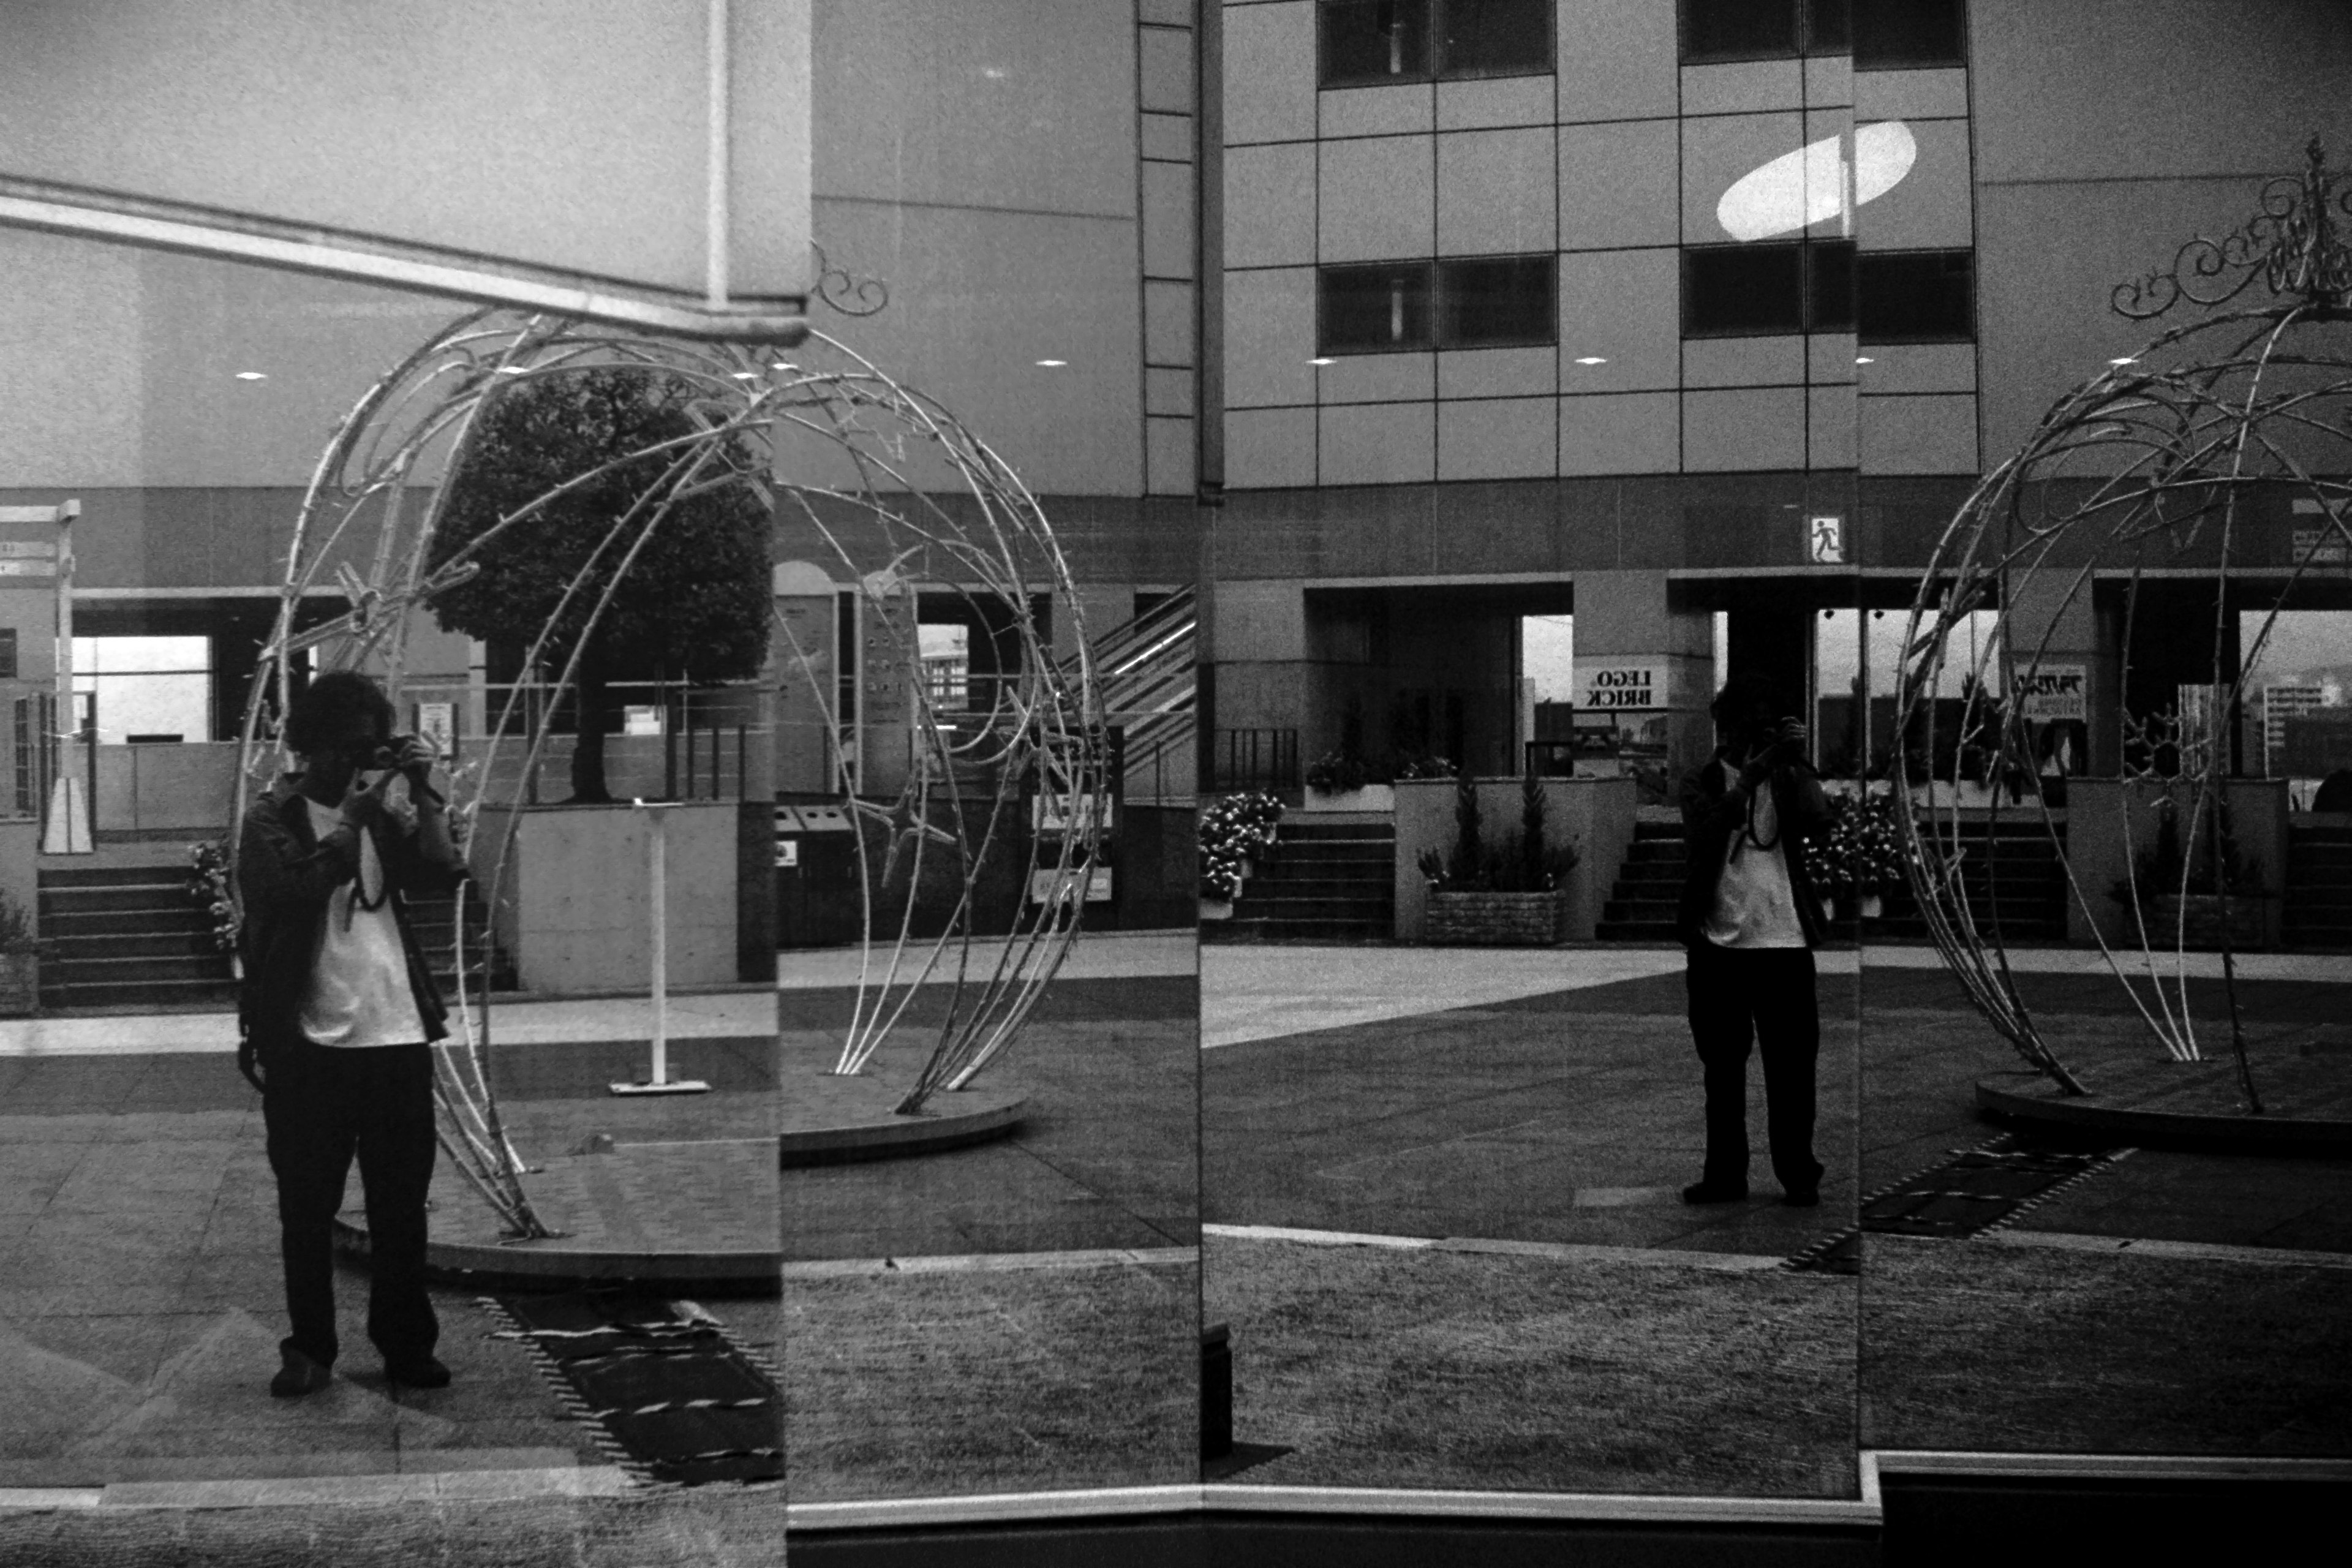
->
xmin=1852 ymin=0 xmax=1967 ymax=67
xmin=1322 ymin=0 xmax=1433 ymax=87
xmin=1684 ymin=243 xmax=1807 ymax=336
xmin=1857 ymin=250 xmax=1977 ymax=342
xmin=1807 ymin=240 xmax=1858 ymax=334
xmin=1681 ymin=0 xmax=1801 ymax=62
xmin=1438 ymin=254 xmax=1557 ymax=349
xmin=1321 ymin=262 xmax=1438 ymax=354
xmin=1436 ymin=0 xmax=1554 ymax=78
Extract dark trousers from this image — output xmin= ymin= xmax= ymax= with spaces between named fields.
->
xmin=261 ymin=1038 xmax=439 ymax=1369
xmin=1684 ymin=941 xmax=1823 ymax=1194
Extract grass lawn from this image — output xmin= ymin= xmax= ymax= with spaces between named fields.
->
xmin=783 ymin=1256 xmax=1199 ymax=1501
xmin=1205 ymin=1236 xmax=1858 ymax=1498
xmin=1863 ymin=1235 xmax=2352 ymax=1455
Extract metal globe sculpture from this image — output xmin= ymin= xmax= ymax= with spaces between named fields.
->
xmin=228 ymin=310 xmax=1107 ymax=1237
xmin=1895 ymin=140 xmax=2351 ymax=1109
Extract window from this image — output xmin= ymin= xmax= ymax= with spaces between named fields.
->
xmin=1321 ymin=262 xmax=1437 ymax=354
xmin=1319 ymin=0 xmax=1550 ymax=88
xmin=1681 ymin=241 xmax=1855 ymax=337
xmin=1436 ymin=0 xmax=1553 ymax=78
xmin=69 ymin=635 xmax=211 ymax=746
xmin=1857 ymin=249 xmax=1974 ymax=342
xmin=1438 ymin=255 xmax=1556 ymax=349
xmin=1318 ymin=256 xmax=1556 ymax=355
xmin=1679 ymin=0 xmax=1852 ymax=62
xmin=1321 ymin=0 xmax=1431 ymax=87
xmin=1852 ymin=0 xmax=1966 ymax=67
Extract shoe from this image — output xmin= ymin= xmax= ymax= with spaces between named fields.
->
xmin=383 ymin=1355 xmax=451 ymax=1389
xmin=270 ymin=1348 xmax=332 ymax=1399
xmin=1681 ymin=1180 xmax=1748 ymax=1204
xmin=1782 ymin=1187 xmax=1821 ymax=1208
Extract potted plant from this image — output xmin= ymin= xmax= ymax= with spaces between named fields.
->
xmin=1850 ymin=791 xmax=1906 ymax=919
xmin=1199 ymin=790 xmax=1283 ymax=919
xmin=1420 ymin=769 xmax=1580 ymax=946
xmin=1804 ymin=794 xmax=1856 ymax=923
xmin=188 ymin=839 xmax=242 ymax=977
xmin=0 ymin=886 xmax=40 ymax=1017
xmin=2110 ymin=793 xmax=2269 ymax=949
xmin=1303 ymin=748 xmax=1393 ymax=812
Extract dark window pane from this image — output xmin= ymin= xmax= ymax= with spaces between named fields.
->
xmin=1857 ymin=249 xmax=1975 ymax=341
xmin=1438 ymin=0 xmax=1553 ymax=77
xmin=1852 ymin=0 xmax=1966 ymax=66
xmin=1803 ymin=0 xmax=1851 ymax=53
xmin=1321 ymin=262 xmax=1437 ymax=353
xmin=1806 ymin=240 xmax=1856 ymax=332
xmin=1681 ymin=0 xmax=1800 ymax=61
xmin=1322 ymin=0 xmax=1431 ymax=86
xmin=1439 ymin=254 xmax=1556 ymax=348
xmin=1683 ymin=244 xmax=1805 ymax=336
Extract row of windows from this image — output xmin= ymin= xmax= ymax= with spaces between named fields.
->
xmin=1315 ymin=0 xmax=1967 ymax=90
xmin=1314 ymin=245 xmax=1974 ymax=355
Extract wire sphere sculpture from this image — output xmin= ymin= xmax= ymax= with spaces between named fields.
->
xmin=1896 ymin=148 xmax=2352 ymax=1107
xmin=228 ymin=309 xmax=1108 ymax=1238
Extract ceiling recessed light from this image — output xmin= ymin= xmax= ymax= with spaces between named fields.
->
xmin=731 ymin=371 xmax=761 ymax=379
xmin=1035 ymin=358 xmax=1067 ymax=368
xmin=234 ymin=371 xmax=267 ymax=381
xmin=493 ymin=366 xmax=526 ymax=375
xmin=1310 ymin=356 xmax=1336 ymax=366
xmin=2109 ymin=356 xmax=2138 ymax=366
xmin=1574 ymin=356 xmax=1608 ymax=366
xmin=1854 ymin=356 xmax=1874 ymax=364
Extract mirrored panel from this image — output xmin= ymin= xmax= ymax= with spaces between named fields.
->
xmin=1856 ymin=4 xmax=2352 ymax=1463
xmin=0 ymin=230 xmax=786 ymax=1557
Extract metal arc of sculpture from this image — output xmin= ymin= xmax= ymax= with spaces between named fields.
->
xmin=1897 ymin=144 xmax=2352 ymax=1109
xmin=230 ymin=312 xmax=1104 ymax=1239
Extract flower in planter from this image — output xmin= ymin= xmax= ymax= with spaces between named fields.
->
xmin=1305 ymin=748 xmax=1371 ymax=794
xmin=186 ymin=839 xmax=240 ymax=953
xmin=1199 ymin=790 xmax=1284 ymax=900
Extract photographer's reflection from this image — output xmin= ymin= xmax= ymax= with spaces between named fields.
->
xmin=1677 ymin=677 xmax=1831 ymax=1208
xmin=235 ymin=671 xmax=462 ymax=1400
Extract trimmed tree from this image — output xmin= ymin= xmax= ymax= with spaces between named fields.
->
xmin=428 ymin=368 xmax=771 ymax=803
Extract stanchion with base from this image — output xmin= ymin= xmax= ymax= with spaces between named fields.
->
xmin=611 ymin=799 xmax=710 ymax=1096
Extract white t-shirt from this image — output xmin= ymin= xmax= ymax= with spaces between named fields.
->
xmin=1702 ymin=761 xmax=1807 ymax=950
xmin=298 ymin=797 xmax=427 ymax=1048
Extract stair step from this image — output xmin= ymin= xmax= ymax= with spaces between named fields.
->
xmin=39 ymin=864 xmax=199 ymax=889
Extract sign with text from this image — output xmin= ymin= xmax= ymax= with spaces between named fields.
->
xmin=2012 ymin=665 xmax=2087 ymax=722
xmin=1575 ymin=661 xmax=1668 ymax=712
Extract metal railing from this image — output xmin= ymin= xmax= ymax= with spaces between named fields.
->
xmin=1208 ymin=728 xmax=1298 ymax=793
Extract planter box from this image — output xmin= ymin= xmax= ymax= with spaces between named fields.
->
xmin=1303 ymin=785 xmax=1395 ymax=813
xmin=2145 ymin=894 xmax=2269 ymax=951
xmin=0 ymin=952 xmax=34 ymax=1016
xmin=1425 ymin=889 xmax=1569 ymax=947
xmin=1199 ymin=898 xmax=1235 ymax=921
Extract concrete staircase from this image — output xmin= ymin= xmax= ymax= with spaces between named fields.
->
xmin=2285 ymin=821 xmax=2352 ymax=950
xmin=1596 ymin=820 xmax=1685 ymax=942
xmin=37 ymin=854 xmax=513 ymax=1011
xmin=1874 ymin=821 xmax=2070 ymax=943
xmin=1204 ymin=816 xmax=1394 ymax=943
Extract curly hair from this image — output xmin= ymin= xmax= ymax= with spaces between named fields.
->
xmin=283 ymin=670 xmax=395 ymax=756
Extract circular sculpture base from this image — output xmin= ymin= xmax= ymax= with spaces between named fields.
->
xmin=780 ymin=1063 xmax=1028 ymax=1167
xmin=1978 ymin=1052 xmax=2352 ymax=1153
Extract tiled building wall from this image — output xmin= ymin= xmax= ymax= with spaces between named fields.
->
xmin=1221 ymin=0 xmax=1992 ymax=489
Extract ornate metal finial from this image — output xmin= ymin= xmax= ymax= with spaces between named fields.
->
xmin=2111 ymin=136 xmax=2352 ymax=319
xmin=810 ymin=242 xmax=889 ymax=317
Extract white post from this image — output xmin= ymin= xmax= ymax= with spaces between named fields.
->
xmin=1 ymin=502 xmax=91 ymax=855
xmin=610 ymin=799 xmax=707 ymax=1095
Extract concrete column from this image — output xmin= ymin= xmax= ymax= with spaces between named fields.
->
xmin=1205 ymin=579 xmax=1306 ymax=786
xmin=1573 ymin=570 xmax=1715 ymax=787
xmin=2005 ymin=568 xmax=2111 ymax=778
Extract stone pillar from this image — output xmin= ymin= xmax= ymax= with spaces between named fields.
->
xmin=1205 ymin=579 xmax=1306 ymax=788
xmin=1572 ymin=570 xmax=1716 ymax=789
xmin=2005 ymin=569 xmax=2111 ymax=780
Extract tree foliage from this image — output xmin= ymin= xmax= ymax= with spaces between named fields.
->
xmin=428 ymin=369 xmax=771 ymax=800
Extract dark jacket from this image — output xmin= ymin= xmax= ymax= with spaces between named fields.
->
xmin=235 ymin=774 xmax=459 ymax=1066
xmin=1676 ymin=752 xmax=1834 ymax=950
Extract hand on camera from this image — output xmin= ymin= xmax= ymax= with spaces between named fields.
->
xmin=383 ymin=732 xmax=437 ymax=783
xmin=341 ymin=764 xmax=395 ymax=831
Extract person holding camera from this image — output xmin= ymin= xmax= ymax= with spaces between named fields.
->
xmin=1676 ymin=674 xmax=1833 ymax=1208
xmin=235 ymin=669 xmax=462 ymax=1398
